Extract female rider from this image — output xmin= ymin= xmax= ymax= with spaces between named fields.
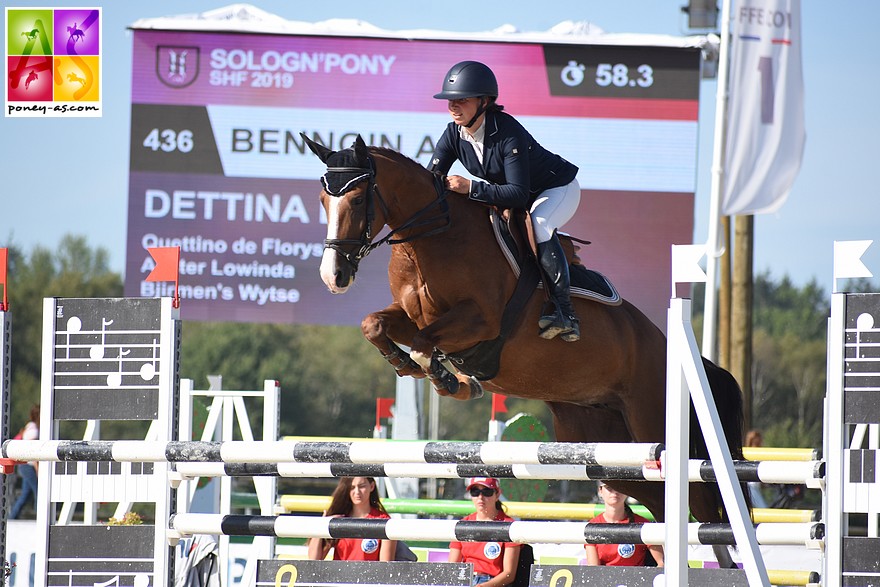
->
xmin=430 ymin=60 xmax=582 ymax=342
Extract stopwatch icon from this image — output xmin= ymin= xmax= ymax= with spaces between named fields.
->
xmin=561 ymin=60 xmax=586 ymax=87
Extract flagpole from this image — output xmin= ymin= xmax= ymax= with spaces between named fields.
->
xmin=701 ymin=0 xmax=733 ymax=361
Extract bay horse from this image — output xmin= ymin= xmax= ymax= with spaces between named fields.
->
xmin=302 ymin=134 xmax=747 ymax=557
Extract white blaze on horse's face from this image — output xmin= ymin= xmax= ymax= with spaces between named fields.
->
xmin=320 ymin=196 xmax=351 ymax=293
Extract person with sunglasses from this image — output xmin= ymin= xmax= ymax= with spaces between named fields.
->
xmin=307 ymin=476 xmax=397 ymax=561
xmin=584 ymin=481 xmax=664 ymax=567
xmin=448 ymin=478 xmax=522 ymax=587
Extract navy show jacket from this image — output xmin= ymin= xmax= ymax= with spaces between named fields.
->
xmin=429 ymin=110 xmax=579 ymax=209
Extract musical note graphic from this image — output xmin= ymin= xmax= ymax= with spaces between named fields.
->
xmin=133 ymin=575 xmax=150 ymax=587
xmin=93 ymin=576 xmax=119 ymax=587
xmin=90 ymin=318 xmax=114 ymax=359
xmin=64 ymin=316 xmax=83 ymax=358
xmin=139 ymin=338 xmax=158 ymax=381
xmin=855 ymin=313 xmax=874 ymax=359
xmin=107 ymin=348 xmax=130 ymax=387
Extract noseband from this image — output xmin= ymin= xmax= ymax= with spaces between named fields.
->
xmin=323 ymin=154 xmax=451 ymax=270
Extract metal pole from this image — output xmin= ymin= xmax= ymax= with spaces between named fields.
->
xmin=702 ymin=0 xmax=733 ymax=361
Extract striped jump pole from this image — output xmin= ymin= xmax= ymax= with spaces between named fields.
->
xmin=172 ymin=459 xmax=823 ymax=485
xmin=168 ymin=513 xmax=825 ymax=548
xmin=1 ymin=439 xmax=662 ymax=466
xmin=270 ymin=494 xmax=821 ymax=524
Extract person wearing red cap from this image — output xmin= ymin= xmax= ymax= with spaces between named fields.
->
xmin=584 ymin=481 xmax=664 ymax=567
xmin=448 ymin=478 xmax=522 ymax=587
xmin=307 ymin=476 xmax=397 ymax=561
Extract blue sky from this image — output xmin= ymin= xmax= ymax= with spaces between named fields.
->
xmin=2 ymin=0 xmax=878 ymax=290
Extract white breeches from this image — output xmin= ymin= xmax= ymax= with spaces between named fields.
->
xmin=530 ymin=179 xmax=581 ymax=243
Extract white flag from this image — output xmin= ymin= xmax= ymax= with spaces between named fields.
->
xmin=722 ymin=0 xmax=806 ymax=215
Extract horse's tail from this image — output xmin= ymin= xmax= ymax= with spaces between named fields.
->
xmin=693 ymin=357 xmax=751 ymax=522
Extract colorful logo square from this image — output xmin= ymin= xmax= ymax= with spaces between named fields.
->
xmin=5 ymin=7 xmax=102 ymax=117
xmin=53 ymin=9 xmax=99 ymax=56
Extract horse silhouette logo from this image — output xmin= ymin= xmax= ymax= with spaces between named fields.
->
xmin=66 ymin=23 xmax=85 ymax=43
xmin=66 ymin=72 xmax=86 ymax=87
xmin=25 ymin=70 xmax=39 ymax=90
xmin=21 ymin=28 xmax=39 ymax=41
xmin=156 ymin=45 xmax=200 ymax=88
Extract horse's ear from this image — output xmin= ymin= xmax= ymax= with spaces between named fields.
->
xmin=353 ymin=134 xmax=369 ymax=163
xmin=300 ymin=132 xmax=334 ymax=164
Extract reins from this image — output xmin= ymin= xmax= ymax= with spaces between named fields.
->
xmin=323 ymin=154 xmax=451 ymax=270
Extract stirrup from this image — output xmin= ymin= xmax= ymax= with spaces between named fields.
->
xmin=538 ymin=312 xmax=580 ymax=342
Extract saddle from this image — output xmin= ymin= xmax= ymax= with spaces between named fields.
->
xmin=443 ymin=209 xmax=621 ymax=381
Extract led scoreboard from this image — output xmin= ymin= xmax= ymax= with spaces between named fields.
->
xmin=127 ymin=16 xmax=707 ymax=327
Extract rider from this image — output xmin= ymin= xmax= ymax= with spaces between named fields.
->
xmin=429 ymin=60 xmax=582 ymax=342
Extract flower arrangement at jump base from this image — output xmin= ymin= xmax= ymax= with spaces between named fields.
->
xmin=107 ymin=511 xmax=144 ymax=526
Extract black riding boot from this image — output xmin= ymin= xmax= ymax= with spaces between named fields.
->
xmin=537 ymin=235 xmax=580 ymax=342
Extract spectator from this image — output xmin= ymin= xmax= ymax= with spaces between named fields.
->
xmin=10 ymin=404 xmax=40 ymax=519
xmin=448 ymin=478 xmax=521 ymax=587
xmin=307 ymin=476 xmax=397 ymax=561
xmin=745 ymin=429 xmax=769 ymax=509
xmin=585 ymin=481 xmax=663 ymax=567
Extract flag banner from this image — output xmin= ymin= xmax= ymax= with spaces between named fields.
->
xmin=722 ymin=0 xmax=805 ymax=215
xmin=833 ymin=240 xmax=874 ymax=282
xmin=146 ymin=246 xmax=180 ymax=282
xmin=376 ymin=397 xmax=395 ymax=419
xmin=491 ymin=394 xmax=508 ymax=418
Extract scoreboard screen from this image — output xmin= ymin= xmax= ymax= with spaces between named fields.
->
xmin=127 ymin=24 xmax=703 ymax=327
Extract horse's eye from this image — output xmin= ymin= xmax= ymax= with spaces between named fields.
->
xmin=352 ymin=196 xmax=365 ymax=206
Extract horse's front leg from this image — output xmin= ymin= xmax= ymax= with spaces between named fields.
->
xmin=408 ymin=299 xmax=497 ymax=363
xmin=407 ymin=300 xmax=495 ymax=401
xmin=421 ymin=351 xmax=484 ymax=401
xmin=361 ymin=303 xmax=424 ymax=378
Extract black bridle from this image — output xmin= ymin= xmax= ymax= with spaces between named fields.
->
xmin=322 ymin=155 xmax=451 ymax=270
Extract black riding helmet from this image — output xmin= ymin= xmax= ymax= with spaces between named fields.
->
xmin=434 ymin=61 xmax=498 ymax=128
xmin=433 ymin=60 xmax=498 ymax=100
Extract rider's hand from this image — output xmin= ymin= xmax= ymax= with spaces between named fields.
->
xmin=446 ymin=175 xmax=471 ymax=195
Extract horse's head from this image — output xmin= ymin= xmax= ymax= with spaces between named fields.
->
xmin=301 ymin=133 xmax=387 ymax=294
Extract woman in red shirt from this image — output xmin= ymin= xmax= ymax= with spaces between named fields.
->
xmin=448 ymin=478 xmax=521 ymax=587
xmin=584 ymin=481 xmax=664 ymax=567
xmin=307 ymin=476 xmax=397 ymax=561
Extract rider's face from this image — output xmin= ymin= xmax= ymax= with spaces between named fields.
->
xmin=447 ymin=97 xmax=483 ymax=127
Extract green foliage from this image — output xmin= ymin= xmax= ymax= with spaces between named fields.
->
xmin=748 ymin=271 xmax=830 ymax=449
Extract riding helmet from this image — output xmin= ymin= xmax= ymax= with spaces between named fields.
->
xmin=433 ymin=61 xmax=498 ymax=100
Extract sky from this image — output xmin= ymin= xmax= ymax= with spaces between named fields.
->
xmin=2 ymin=0 xmax=879 ymax=292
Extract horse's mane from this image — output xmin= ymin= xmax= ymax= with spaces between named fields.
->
xmin=369 ymin=147 xmax=431 ymax=178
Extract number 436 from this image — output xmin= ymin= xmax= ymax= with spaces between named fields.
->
xmin=143 ymin=128 xmax=194 ymax=153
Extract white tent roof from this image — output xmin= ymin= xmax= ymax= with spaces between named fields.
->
xmin=130 ymin=3 xmax=719 ymax=57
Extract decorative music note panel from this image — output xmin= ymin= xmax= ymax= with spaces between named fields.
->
xmin=50 ymin=298 xmax=173 ymax=420
xmin=841 ymin=293 xmax=880 ymax=585
xmin=50 ymin=461 xmax=157 ymax=503
xmin=47 ymin=525 xmax=155 ymax=586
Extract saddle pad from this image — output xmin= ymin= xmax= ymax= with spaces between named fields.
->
xmin=489 ymin=211 xmax=622 ymax=306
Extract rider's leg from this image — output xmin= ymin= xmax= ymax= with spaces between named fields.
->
xmin=537 ymin=234 xmax=580 ymax=341
xmin=531 ymin=180 xmax=581 ymax=342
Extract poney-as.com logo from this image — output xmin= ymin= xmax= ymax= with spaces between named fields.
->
xmin=5 ymin=7 xmax=102 ymax=117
